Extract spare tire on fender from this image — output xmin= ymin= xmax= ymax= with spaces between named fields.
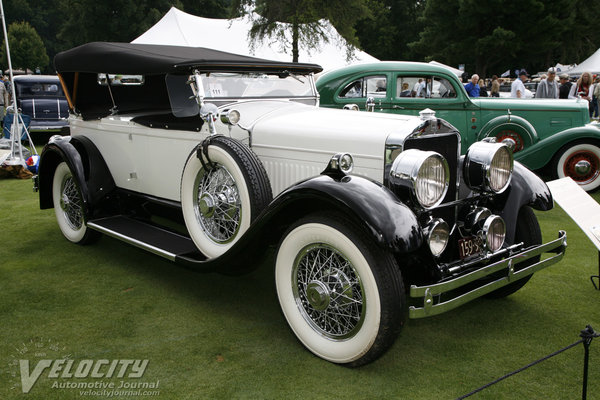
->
xmin=181 ymin=136 xmax=273 ymax=258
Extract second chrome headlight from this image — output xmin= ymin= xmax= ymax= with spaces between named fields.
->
xmin=390 ymin=149 xmax=450 ymax=209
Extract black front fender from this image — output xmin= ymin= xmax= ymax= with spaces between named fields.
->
xmin=266 ymin=175 xmax=423 ymax=254
xmin=492 ymin=161 xmax=553 ymax=243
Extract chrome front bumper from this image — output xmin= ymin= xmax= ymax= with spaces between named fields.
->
xmin=409 ymin=231 xmax=567 ymax=319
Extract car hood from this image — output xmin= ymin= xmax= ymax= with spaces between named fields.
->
xmin=223 ymin=101 xmax=430 ymax=183
xmin=472 ymin=97 xmax=589 ymax=112
xmin=248 ymin=103 xmax=425 ymax=157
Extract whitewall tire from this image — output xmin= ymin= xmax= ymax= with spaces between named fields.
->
xmin=554 ymin=142 xmax=600 ymax=192
xmin=181 ymin=136 xmax=272 ymax=258
xmin=52 ymin=162 xmax=97 ymax=244
xmin=275 ymin=214 xmax=405 ymax=366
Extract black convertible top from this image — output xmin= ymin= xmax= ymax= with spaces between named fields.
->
xmin=54 ymin=42 xmax=323 ymax=75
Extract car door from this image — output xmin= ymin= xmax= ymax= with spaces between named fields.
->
xmin=335 ymin=74 xmax=392 ymax=112
xmin=390 ymin=73 xmax=475 ymax=140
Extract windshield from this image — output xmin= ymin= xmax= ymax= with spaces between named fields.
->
xmin=165 ymin=72 xmax=317 ymax=117
xmin=16 ymin=80 xmax=65 ymax=98
xmin=201 ymin=72 xmax=314 ymax=99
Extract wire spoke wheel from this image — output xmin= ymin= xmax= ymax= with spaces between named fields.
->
xmin=276 ymin=214 xmax=405 ymax=366
xmin=60 ymin=175 xmax=84 ymax=230
xmin=181 ymin=136 xmax=272 ymax=259
xmin=194 ymin=164 xmax=241 ymax=243
xmin=52 ymin=162 xmax=98 ymax=244
xmin=293 ymin=244 xmax=365 ymax=340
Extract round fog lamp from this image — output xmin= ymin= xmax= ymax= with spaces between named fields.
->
xmin=426 ymin=218 xmax=450 ymax=257
xmin=483 ymin=215 xmax=505 ymax=252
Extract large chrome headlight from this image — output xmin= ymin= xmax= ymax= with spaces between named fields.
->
xmin=463 ymin=142 xmax=513 ymax=193
xmin=390 ymin=149 xmax=450 ymax=209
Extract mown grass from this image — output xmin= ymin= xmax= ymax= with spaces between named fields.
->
xmin=0 ymin=174 xmax=599 ymax=400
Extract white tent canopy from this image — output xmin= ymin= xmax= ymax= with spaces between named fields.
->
xmin=566 ymin=48 xmax=600 ymax=76
xmin=132 ymin=7 xmax=378 ymax=72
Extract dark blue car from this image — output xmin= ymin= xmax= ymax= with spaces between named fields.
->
xmin=13 ymin=75 xmax=69 ymax=132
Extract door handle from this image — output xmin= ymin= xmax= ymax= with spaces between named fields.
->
xmin=392 ymin=105 xmax=404 ymax=109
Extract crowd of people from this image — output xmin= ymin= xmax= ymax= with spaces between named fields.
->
xmin=463 ymin=68 xmax=600 ymax=119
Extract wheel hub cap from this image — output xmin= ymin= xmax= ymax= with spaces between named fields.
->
xmin=501 ymin=137 xmax=517 ymax=152
xmin=198 ymin=193 xmax=216 ymax=217
xmin=575 ymin=160 xmax=592 ymax=176
xmin=306 ymin=281 xmax=330 ymax=311
xmin=60 ymin=193 xmax=70 ymax=210
xmin=564 ymin=150 xmax=600 ymax=183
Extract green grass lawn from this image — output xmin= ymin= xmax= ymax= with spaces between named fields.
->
xmin=1 ymin=176 xmax=599 ymax=399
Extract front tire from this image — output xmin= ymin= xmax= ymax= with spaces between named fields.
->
xmin=181 ymin=136 xmax=272 ymax=258
xmin=275 ymin=214 xmax=405 ymax=366
xmin=52 ymin=162 xmax=98 ymax=244
xmin=552 ymin=141 xmax=600 ymax=192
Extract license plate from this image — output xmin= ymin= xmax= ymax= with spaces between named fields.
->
xmin=458 ymin=236 xmax=483 ymax=259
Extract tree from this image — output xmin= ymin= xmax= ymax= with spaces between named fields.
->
xmin=355 ymin=0 xmax=424 ymax=61
xmin=231 ymin=0 xmax=370 ymax=63
xmin=409 ymin=0 xmax=572 ymax=78
xmin=56 ymin=0 xmax=183 ymax=49
xmin=180 ymin=0 xmax=230 ymax=18
xmin=0 ymin=21 xmax=49 ymax=72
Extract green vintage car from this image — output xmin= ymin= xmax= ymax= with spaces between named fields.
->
xmin=317 ymin=62 xmax=600 ymax=191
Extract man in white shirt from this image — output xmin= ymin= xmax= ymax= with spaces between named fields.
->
xmin=416 ymin=78 xmax=431 ymax=98
xmin=511 ymin=70 xmax=528 ymax=98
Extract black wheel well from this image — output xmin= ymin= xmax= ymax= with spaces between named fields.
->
xmin=262 ymin=197 xmax=373 ymax=249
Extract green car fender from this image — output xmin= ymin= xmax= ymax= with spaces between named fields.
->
xmin=514 ymin=124 xmax=600 ymax=170
xmin=477 ymin=114 xmax=538 ymax=150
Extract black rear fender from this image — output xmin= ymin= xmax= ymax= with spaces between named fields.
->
xmin=38 ymin=136 xmax=115 ymax=213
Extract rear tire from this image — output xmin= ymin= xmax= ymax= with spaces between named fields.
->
xmin=275 ymin=213 xmax=405 ymax=366
xmin=52 ymin=162 xmax=99 ymax=244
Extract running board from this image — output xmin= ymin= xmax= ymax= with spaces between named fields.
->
xmin=87 ymin=216 xmax=201 ymax=262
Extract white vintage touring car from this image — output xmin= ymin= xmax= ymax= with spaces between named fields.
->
xmin=36 ymin=42 xmax=567 ymax=366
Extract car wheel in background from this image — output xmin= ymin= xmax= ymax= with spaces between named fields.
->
xmin=181 ymin=136 xmax=272 ymax=258
xmin=275 ymin=213 xmax=405 ymax=367
xmin=495 ymin=129 xmax=525 ymax=152
xmin=553 ymin=141 xmax=600 ymax=192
